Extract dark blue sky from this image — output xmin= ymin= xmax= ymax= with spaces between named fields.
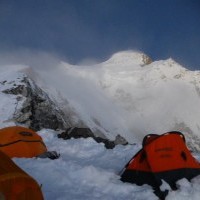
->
xmin=0 ymin=0 xmax=200 ymax=69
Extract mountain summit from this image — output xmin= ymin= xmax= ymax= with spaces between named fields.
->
xmin=104 ymin=51 xmax=152 ymax=66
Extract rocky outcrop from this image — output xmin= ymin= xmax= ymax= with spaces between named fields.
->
xmin=142 ymin=53 xmax=152 ymax=65
xmin=58 ymin=127 xmax=128 ymax=149
xmin=2 ymin=75 xmax=69 ymax=131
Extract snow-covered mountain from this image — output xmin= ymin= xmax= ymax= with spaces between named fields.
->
xmin=0 ymin=65 xmax=68 ymax=131
xmin=2 ymin=51 xmax=200 ymax=200
xmin=1 ymin=51 xmax=200 ymax=150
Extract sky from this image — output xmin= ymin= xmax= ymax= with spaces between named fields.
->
xmin=0 ymin=0 xmax=200 ymax=69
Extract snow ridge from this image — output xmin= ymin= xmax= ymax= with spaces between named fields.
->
xmin=104 ymin=50 xmax=152 ymax=66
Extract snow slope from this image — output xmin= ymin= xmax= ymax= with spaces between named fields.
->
xmin=0 ymin=65 xmax=29 ymax=128
xmin=2 ymin=51 xmax=200 ymax=146
xmin=30 ymin=51 xmax=200 ymax=147
xmin=1 ymin=51 xmax=200 ymax=199
xmin=14 ymin=129 xmax=200 ymax=200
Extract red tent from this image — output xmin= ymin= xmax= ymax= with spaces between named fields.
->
xmin=121 ymin=131 xmax=200 ymax=199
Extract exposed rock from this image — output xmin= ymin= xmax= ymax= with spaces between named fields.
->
xmin=2 ymin=84 xmax=28 ymax=96
xmin=114 ymin=134 xmax=128 ymax=145
xmin=58 ymin=127 xmax=128 ymax=149
xmin=58 ymin=127 xmax=94 ymax=139
xmin=94 ymin=137 xmax=115 ymax=149
xmin=142 ymin=53 xmax=152 ymax=65
xmin=2 ymin=76 xmax=69 ymax=131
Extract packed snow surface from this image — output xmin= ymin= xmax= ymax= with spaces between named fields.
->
xmin=13 ymin=129 xmax=200 ymax=200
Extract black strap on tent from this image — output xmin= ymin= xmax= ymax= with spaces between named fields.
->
xmin=139 ymin=151 xmax=146 ymax=163
xmin=180 ymin=151 xmax=187 ymax=161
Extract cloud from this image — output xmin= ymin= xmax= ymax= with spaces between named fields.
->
xmin=0 ymin=48 xmax=65 ymax=70
xmin=77 ymin=58 xmax=101 ymax=66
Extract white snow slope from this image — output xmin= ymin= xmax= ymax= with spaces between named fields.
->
xmin=14 ymin=129 xmax=200 ymax=200
xmin=33 ymin=51 xmax=200 ymax=146
xmin=2 ymin=51 xmax=200 ymax=144
xmin=1 ymin=51 xmax=200 ymax=199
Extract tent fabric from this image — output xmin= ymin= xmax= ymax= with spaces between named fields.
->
xmin=0 ymin=126 xmax=47 ymax=158
xmin=0 ymin=150 xmax=44 ymax=200
xmin=121 ymin=131 xmax=200 ymax=199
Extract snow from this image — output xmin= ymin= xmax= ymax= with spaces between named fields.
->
xmin=103 ymin=50 xmax=150 ymax=66
xmin=165 ymin=178 xmax=200 ymax=200
xmin=13 ymin=129 xmax=200 ymax=200
xmin=1 ymin=50 xmax=200 ymax=199
xmin=14 ymin=129 xmax=156 ymax=200
xmin=27 ymin=51 xmax=200 ymax=146
xmin=2 ymin=51 xmax=200 ymax=145
xmin=0 ymin=67 xmax=28 ymax=128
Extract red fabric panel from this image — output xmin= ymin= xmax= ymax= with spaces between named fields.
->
xmin=145 ymin=133 xmax=200 ymax=172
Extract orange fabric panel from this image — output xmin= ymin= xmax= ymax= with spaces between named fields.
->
xmin=145 ymin=133 xmax=200 ymax=172
xmin=0 ymin=152 xmax=26 ymax=176
xmin=0 ymin=173 xmax=43 ymax=200
xmin=0 ymin=142 xmax=46 ymax=158
xmin=0 ymin=126 xmax=47 ymax=158
xmin=0 ymin=126 xmax=43 ymax=142
xmin=0 ymin=151 xmax=44 ymax=200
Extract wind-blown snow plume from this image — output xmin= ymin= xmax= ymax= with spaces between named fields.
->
xmin=1 ymin=50 xmax=200 ymax=147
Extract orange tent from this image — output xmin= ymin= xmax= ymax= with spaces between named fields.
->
xmin=121 ymin=131 xmax=200 ymax=199
xmin=0 ymin=126 xmax=47 ymax=158
xmin=0 ymin=150 xmax=44 ymax=199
